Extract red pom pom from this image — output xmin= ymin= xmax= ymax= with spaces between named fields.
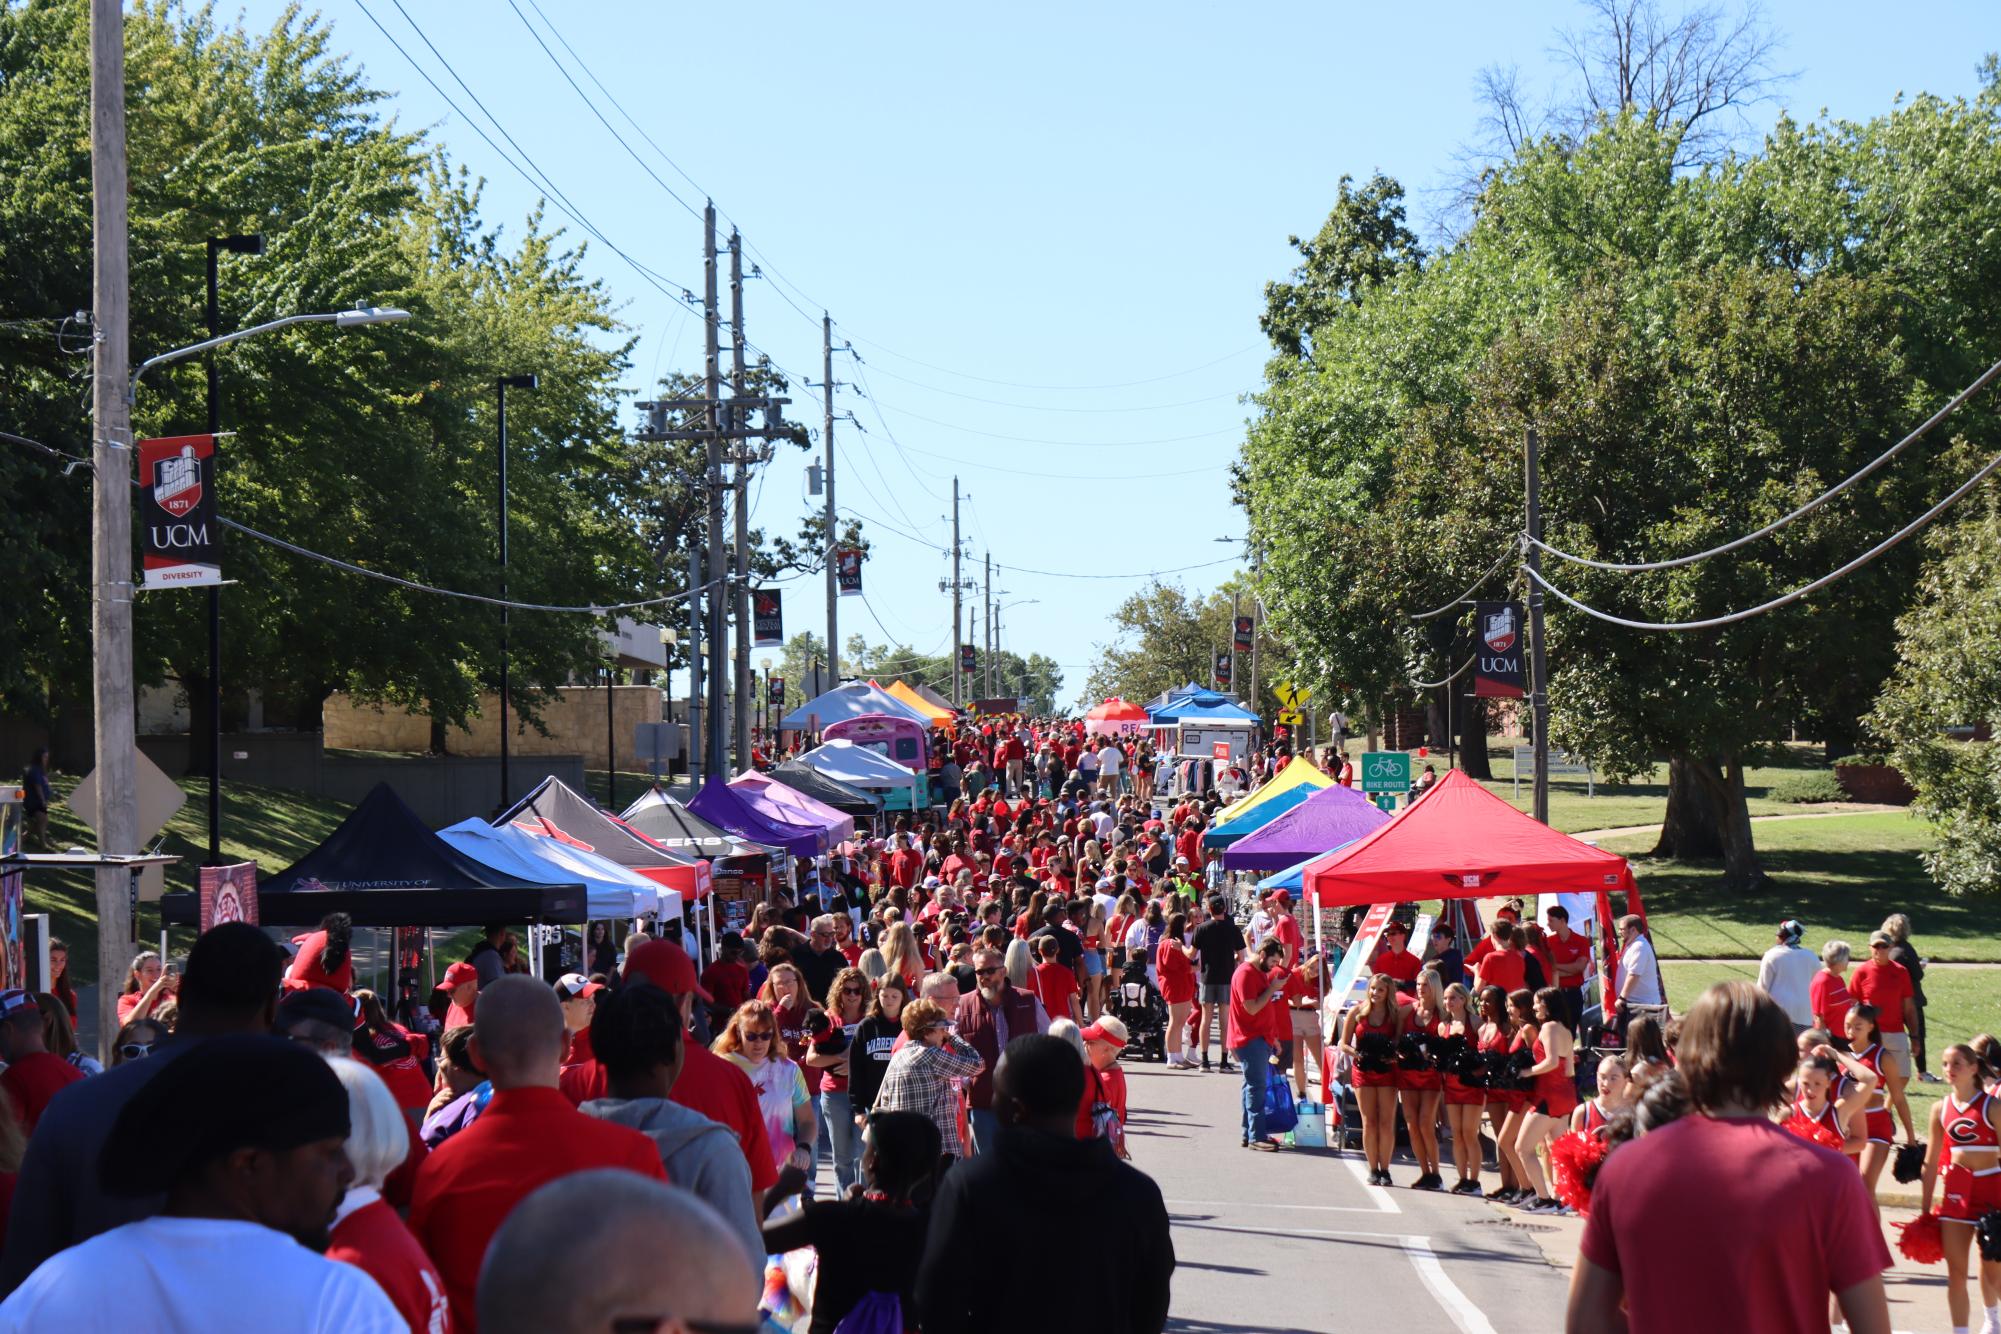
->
xmin=1896 ymin=1211 xmax=1945 ymax=1266
xmin=1549 ymin=1131 xmax=1613 ymax=1217
xmin=1782 ymin=1110 xmax=1845 ymax=1153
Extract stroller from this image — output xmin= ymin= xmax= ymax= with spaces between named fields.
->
xmin=1108 ymin=955 xmax=1168 ymax=1062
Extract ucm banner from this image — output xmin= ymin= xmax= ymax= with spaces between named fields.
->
xmin=140 ymin=434 xmax=220 ymax=588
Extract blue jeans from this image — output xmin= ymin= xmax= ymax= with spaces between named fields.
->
xmin=819 ymin=1089 xmax=858 ymax=1195
xmin=1236 ymin=1037 xmax=1273 ymax=1144
xmin=967 ymin=1106 xmax=1000 ymax=1158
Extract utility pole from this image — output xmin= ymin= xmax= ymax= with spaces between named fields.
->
xmin=687 ymin=545 xmax=703 ymax=787
xmin=728 ymin=230 xmax=751 ymax=772
xmin=950 ymin=478 xmax=962 ymax=710
xmin=703 ymin=203 xmax=727 ymax=783
xmin=982 ymin=552 xmax=992 ymax=699
xmin=90 ymin=0 xmax=136 ymax=1061
xmin=822 ymin=313 xmax=837 ymax=689
xmin=1229 ymin=589 xmax=1240 ymax=701
xmin=1525 ymin=425 xmax=1550 ymax=825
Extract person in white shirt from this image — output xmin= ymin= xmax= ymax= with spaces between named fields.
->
xmin=1614 ymin=914 xmax=1662 ymax=1011
xmin=0 ymin=1034 xmax=402 ymax=1333
xmin=1097 ymin=743 xmax=1124 ymax=795
xmin=1755 ymin=918 xmax=1820 ymax=1031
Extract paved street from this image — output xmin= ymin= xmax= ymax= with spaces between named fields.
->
xmin=1124 ymin=1058 xmax=1570 ymax=1334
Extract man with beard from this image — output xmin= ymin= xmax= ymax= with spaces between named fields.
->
xmin=953 ymin=947 xmax=1048 ymax=1156
xmin=0 ymin=1035 xmax=403 ymax=1330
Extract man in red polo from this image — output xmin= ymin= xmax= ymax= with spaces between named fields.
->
xmin=1474 ymin=920 xmax=1527 ymax=994
xmin=410 ymin=976 xmax=665 ymax=1332
xmin=1369 ymin=921 xmax=1422 ymax=995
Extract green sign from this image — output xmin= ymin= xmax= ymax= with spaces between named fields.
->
xmin=1360 ymin=751 xmax=1411 ymax=793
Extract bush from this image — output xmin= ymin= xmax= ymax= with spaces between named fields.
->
xmin=1768 ymin=771 xmax=1846 ymax=804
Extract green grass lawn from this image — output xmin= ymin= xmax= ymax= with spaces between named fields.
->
xmin=1325 ymin=737 xmax=1861 ymax=835
xmin=26 ymin=773 xmax=352 ymax=985
xmin=1662 ymin=960 xmax=1998 ymax=1124
xmin=1595 ymin=812 xmax=2001 ymax=962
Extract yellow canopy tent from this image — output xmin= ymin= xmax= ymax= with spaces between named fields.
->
xmin=883 ymin=679 xmax=954 ymax=724
xmin=1210 ymin=754 xmax=1334 ymax=827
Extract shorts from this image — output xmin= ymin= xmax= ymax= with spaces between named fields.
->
xmin=1353 ymin=1068 xmax=1398 ymax=1090
xmin=1395 ymin=1067 xmax=1442 ymax=1093
xmin=1881 ymin=1031 xmax=1913 ymax=1078
xmin=1443 ymin=1077 xmax=1484 ymax=1107
xmin=1082 ymin=950 xmax=1106 ymax=979
xmin=1290 ymin=1008 xmax=1320 ymax=1039
xmin=1865 ymin=1107 xmax=1894 ymax=1145
xmin=1199 ymin=983 xmax=1231 ymax=1008
xmin=1940 ymin=1161 xmax=2001 ymax=1222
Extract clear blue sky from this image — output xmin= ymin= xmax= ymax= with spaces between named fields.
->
xmin=282 ymin=0 xmax=1995 ymax=706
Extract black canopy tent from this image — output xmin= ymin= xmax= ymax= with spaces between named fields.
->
xmin=767 ymin=761 xmax=882 ymax=818
xmin=621 ymin=788 xmax=775 ymax=864
xmin=160 ymin=783 xmax=586 ymax=927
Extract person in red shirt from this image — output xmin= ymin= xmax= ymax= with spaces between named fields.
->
xmin=887 ymin=833 xmax=923 ymax=891
xmin=1369 ymin=921 xmax=1422 ymax=993
xmin=435 ymin=961 xmax=479 ymax=1030
xmin=1227 ymin=939 xmax=1290 ymax=1151
xmin=0 ymin=989 xmax=83 ymax=1133
xmin=1032 ymin=936 xmax=1081 ymax=1025
xmin=1473 ymin=921 xmax=1527 ymax=995
xmin=1569 ymin=981 xmax=1890 ymax=1334
xmin=325 ymin=1055 xmax=452 ymax=1334
xmin=700 ymin=933 xmax=753 ymax=1017
xmin=1174 ymin=820 xmax=1203 ymax=870
xmin=410 ymin=976 xmax=667 ymax=1333
xmin=1542 ymin=906 xmax=1592 ymax=1031
xmin=1849 ymin=932 xmax=1920 ymax=1142
xmin=1266 ymin=890 xmax=1305 ymax=969
xmin=284 ymin=913 xmax=355 ymax=995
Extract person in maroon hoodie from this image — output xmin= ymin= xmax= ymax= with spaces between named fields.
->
xmin=953 ymin=946 xmax=1049 ymax=1157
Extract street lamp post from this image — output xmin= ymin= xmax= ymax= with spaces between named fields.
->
xmin=759 ymin=655 xmax=773 ymax=750
xmin=495 ymin=374 xmax=538 ymax=810
xmin=202 ymin=233 xmax=262 ymax=865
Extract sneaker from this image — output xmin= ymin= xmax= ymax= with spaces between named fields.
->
xmin=1919 ymin=1071 xmax=1945 ymax=1085
xmin=1483 ymin=1186 xmax=1512 ymax=1200
xmin=1219 ymin=1061 xmax=1237 ymax=1074
xmin=1199 ymin=1057 xmax=1211 ymax=1071
xmin=1417 ymin=1172 xmax=1443 ymax=1190
xmin=1534 ymin=1196 xmax=1566 ymax=1214
xmin=1453 ymin=1180 xmax=1485 ymax=1196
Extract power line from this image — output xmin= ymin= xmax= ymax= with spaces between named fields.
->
xmin=223 ymin=517 xmax=715 ymax=613
xmin=1524 ymin=443 xmax=2001 ymax=632
xmin=1531 ymin=354 xmax=2001 ymax=574
xmin=858 ymin=391 xmax=1240 ymax=449
xmin=845 ymin=356 xmax=949 ymax=502
xmin=998 ymin=555 xmax=1240 ymax=582
xmin=854 ymin=358 xmax=1243 ymax=414
xmin=1408 ymin=547 xmax=1517 ymax=620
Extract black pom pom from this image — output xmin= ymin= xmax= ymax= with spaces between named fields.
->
xmin=1976 ymin=1210 xmax=2001 ymax=1263
xmin=1892 ymin=1140 xmax=1926 ymax=1185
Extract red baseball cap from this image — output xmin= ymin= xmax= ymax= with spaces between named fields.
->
xmin=554 ymin=973 xmax=604 ymax=1001
xmin=625 ymin=938 xmax=711 ymax=1001
xmin=435 ymin=961 xmax=478 ymax=990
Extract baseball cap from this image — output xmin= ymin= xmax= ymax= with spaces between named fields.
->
xmin=1173 ymin=855 xmax=1189 ymax=867
xmin=554 ymin=973 xmax=605 ymax=1002
xmin=1096 ymin=877 xmax=1114 ymax=890
xmin=626 ymin=937 xmax=712 ymax=1001
xmin=435 ymin=961 xmax=479 ymax=991
xmin=1777 ymin=919 xmax=1805 ymax=945
xmin=0 ymin=989 xmax=35 ymax=1020
xmin=923 ymin=875 xmax=942 ymax=889
xmin=1270 ymin=888 xmax=1291 ymax=903
xmin=274 ymin=986 xmax=358 ymax=1034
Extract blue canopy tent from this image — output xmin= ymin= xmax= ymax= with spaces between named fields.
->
xmin=1200 ymin=782 xmax=1315 ymax=847
xmin=780 ymin=682 xmax=930 ymax=731
xmin=1147 ymin=692 xmax=1260 ymax=724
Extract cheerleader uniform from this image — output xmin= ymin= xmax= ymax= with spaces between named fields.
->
xmin=1786 ymin=1089 xmax=1849 ymax=1156
xmin=1579 ymin=1099 xmax=1611 ymax=1134
xmin=1939 ymin=1090 xmax=2001 ymax=1223
xmin=1395 ymin=1012 xmax=1443 ymax=1093
xmin=1440 ymin=1027 xmax=1482 ymax=1107
xmin=1848 ymin=1041 xmax=1894 ymax=1146
xmin=1480 ymin=1025 xmax=1525 ymax=1113
xmin=1352 ymin=1009 xmax=1400 ymax=1089
xmin=1530 ymin=1032 xmax=1578 ymax=1118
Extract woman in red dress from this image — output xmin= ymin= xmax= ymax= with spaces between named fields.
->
xmin=1157 ymin=910 xmax=1198 ymax=1068
xmin=1439 ymin=982 xmax=1485 ymax=1195
xmin=1514 ymin=986 xmax=1579 ymax=1213
xmin=1477 ymin=985 xmax=1525 ymax=1201
xmin=1340 ymin=972 xmax=1403 ymax=1187
xmin=1395 ymin=970 xmax=1446 ymax=1190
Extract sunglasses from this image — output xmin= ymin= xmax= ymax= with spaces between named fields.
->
xmin=840 ymin=986 xmax=866 ymax=996
xmin=975 ymin=965 xmax=1004 ymax=977
xmin=742 ymin=1030 xmax=774 ymax=1041
xmin=118 ymin=1041 xmax=155 ymax=1060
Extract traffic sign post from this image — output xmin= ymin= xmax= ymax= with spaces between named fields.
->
xmin=1360 ymin=751 xmax=1411 ymax=794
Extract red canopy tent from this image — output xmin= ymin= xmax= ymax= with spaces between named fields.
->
xmin=1302 ymin=770 xmax=1649 ymax=999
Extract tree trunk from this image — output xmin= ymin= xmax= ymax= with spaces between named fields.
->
xmin=182 ymin=669 xmax=213 ymax=777
xmin=1457 ymin=689 xmax=1493 ymax=779
xmin=1425 ymin=687 xmax=1449 ymax=756
xmin=1654 ymin=751 xmax=1767 ymax=890
xmin=428 ymin=714 xmax=448 ymax=756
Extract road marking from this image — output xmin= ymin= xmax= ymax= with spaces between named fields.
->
xmin=1166 ymin=1198 xmax=1387 ymax=1215
xmin=1341 ymin=1155 xmax=1401 ymax=1212
xmin=1402 ymin=1236 xmax=1499 ymax=1334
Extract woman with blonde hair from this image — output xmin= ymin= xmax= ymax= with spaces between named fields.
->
xmin=324 ymin=1056 xmax=448 ymax=1333
xmin=817 ymin=966 xmax=873 ymax=1194
xmin=1396 ymin=969 xmax=1446 ymax=1190
xmin=1439 ymin=982 xmax=1485 ymax=1194
xmin=879 ymin=921 xmax=922 ymax=990
xmin=857 ymin=947 xmax=889 ymax=985
xmin=715 ymin=999 xmax=816 ymax=1179
xmin=1003 ymin=937 xmax=1034 ymax=991
xmin=116 ymin=950 xmax=173 ymax=1025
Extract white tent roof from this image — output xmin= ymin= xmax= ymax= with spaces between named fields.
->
xmin=438 ymin=819 xmax=670 ymax=920
xmin=794 ymin=738 xmax=925 ymax=790
xmin=779 ymin=681 xmax=931 ymax=730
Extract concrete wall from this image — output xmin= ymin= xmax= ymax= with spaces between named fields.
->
xmin=323 ymin=685 xmax=663 ymax=771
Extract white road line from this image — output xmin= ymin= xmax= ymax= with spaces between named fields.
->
xmin=1402 ymin=1236 xmax=1499 ymax=1334
xmin=1165 ymin=1198 xmax=1388 ymax=1215
xmin=1341 ymin=1155 xmax=1401 ymax=1212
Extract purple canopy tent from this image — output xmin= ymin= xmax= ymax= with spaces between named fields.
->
xmin=1220 ymin=782 xmax=1392 ymax=872
xmin=686 ymin=774 xmax=823 ymax=859
xmin=732 ymin=771 xmax=853 ymax=849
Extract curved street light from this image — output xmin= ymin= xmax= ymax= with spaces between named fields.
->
xmin=130 ymin=306 xmax=411 ymax=400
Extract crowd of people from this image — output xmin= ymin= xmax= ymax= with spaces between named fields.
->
xmin=2 ymin=709 xmax=1991 ymax=1334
